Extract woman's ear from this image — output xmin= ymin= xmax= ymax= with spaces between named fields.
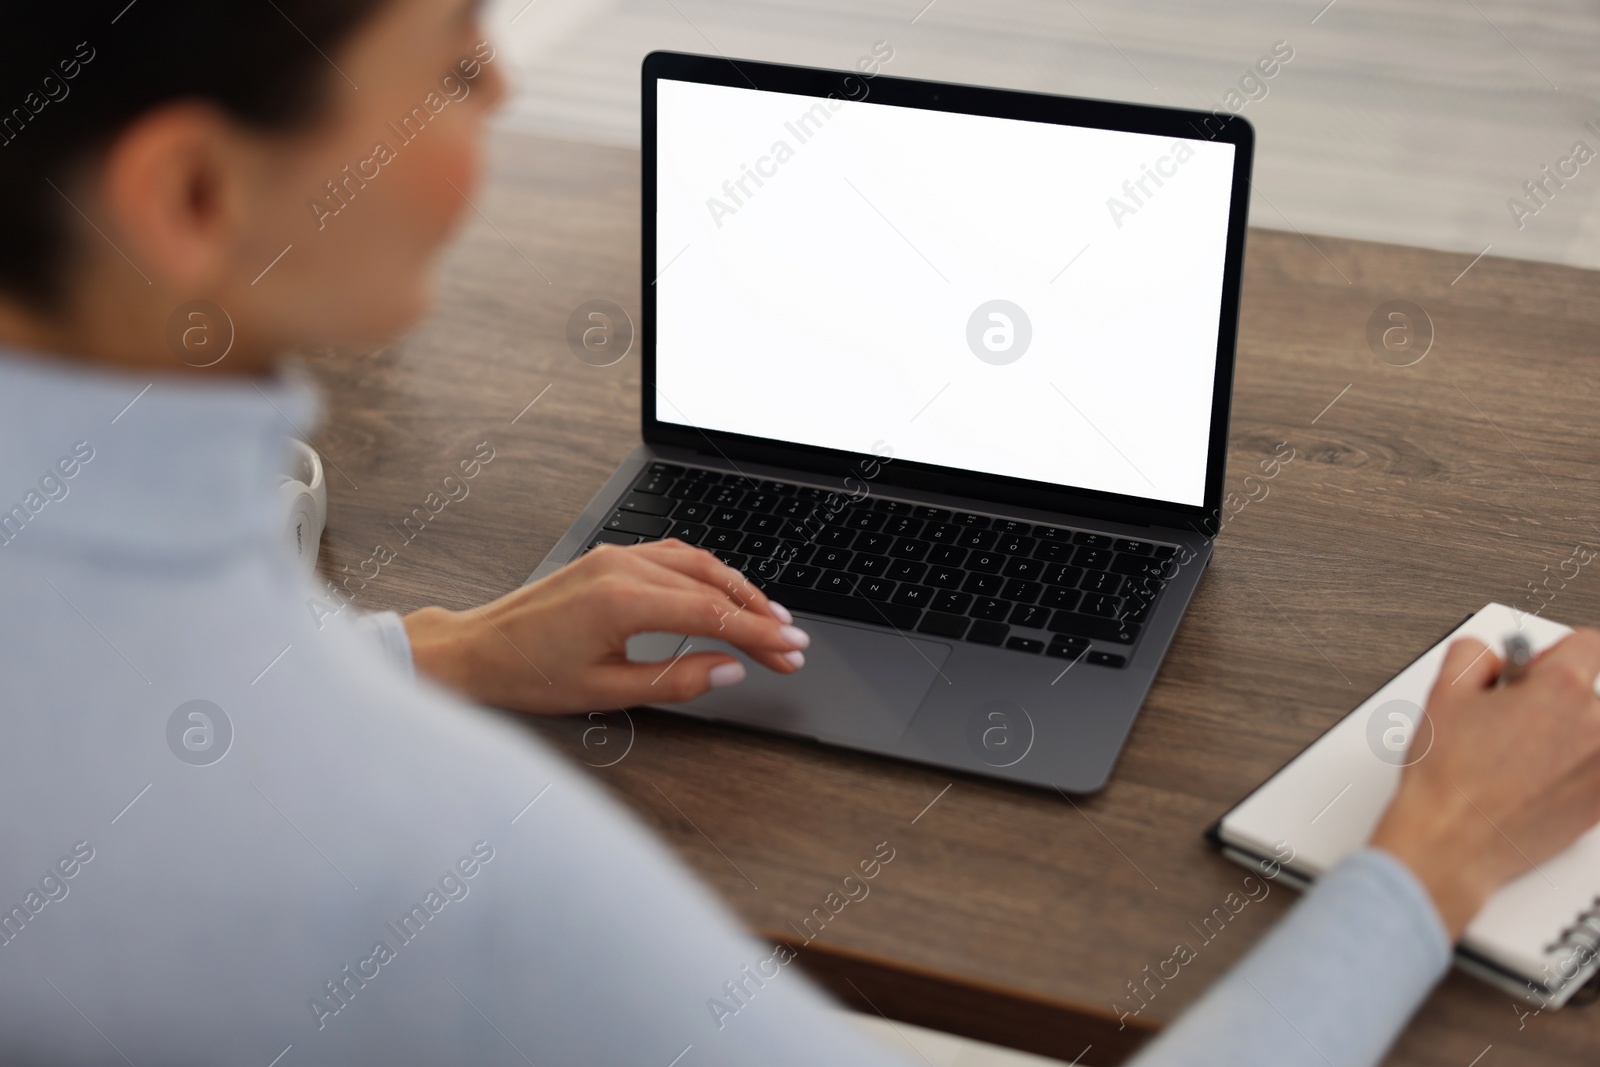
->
xmin=99 ymin=101 xmax=245 ymax=294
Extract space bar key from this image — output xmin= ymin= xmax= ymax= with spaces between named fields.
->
xmin=768 ymin=585 xmax=921 ymax=630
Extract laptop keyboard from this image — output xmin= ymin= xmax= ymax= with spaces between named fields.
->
xmin=582 ymin=462 xmax=1179 ymax=668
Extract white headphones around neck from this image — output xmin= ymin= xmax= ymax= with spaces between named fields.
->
xmin=280 ymin=439 xmax=327 ymax=571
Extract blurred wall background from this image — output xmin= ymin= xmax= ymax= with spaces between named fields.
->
xmin=484 ymin=0 xmax=1600 ymax=270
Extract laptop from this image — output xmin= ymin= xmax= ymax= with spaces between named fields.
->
xmin=526 ymin=51 xmax=1254 ymax=793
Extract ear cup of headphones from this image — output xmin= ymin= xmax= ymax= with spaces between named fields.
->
xmin=279 ymin=439 xmax=327 ymax=570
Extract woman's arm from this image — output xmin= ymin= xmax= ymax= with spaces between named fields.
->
xmin=1128 ymin=848 xmax=1449 ymax=1067
xmin=1134 ymin=630 xmax=1600 ymax=1067
xmin=401 ymin=538 xmax=811 ymax=713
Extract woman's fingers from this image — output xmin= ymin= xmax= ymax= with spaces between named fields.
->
xmin=1435 ymin=637 xmax=1498 ymax=695
xmin=578 ymin=541 xmax=805 ymax=675
xmin=619 ymin=538 xmax=793 ymax=621
xmin=1528 ymin=628 xmax=1600 ymax=708
xmin=590 ymin=576 xmax=808 ymax=664
xmin=585 ymin=651 xmax=756 ymax=707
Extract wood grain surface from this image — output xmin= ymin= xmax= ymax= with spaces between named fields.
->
xmin=307 ymin=130 xmax=1600 ymax=1065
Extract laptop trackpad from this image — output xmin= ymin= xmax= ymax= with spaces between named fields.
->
xmin=626 ymin=621 xmax=952 ymax=746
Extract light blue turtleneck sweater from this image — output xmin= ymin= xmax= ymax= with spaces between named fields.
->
xmin=0 ymin=347 xmax=1450 ymax=1066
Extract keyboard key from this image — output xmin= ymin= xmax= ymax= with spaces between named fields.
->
xmin=771 ymin=564 xmax=821 ymax=588
xmin=959 ymin=529 xmax=999 ymax=550
xmin=961 ymin=573 xmax=1005 ymax=597
xmin=740 ymin=492 xmax=779 ymax=513
xmin=673 ymin=501 xmax=712 ymax=523
xmin=588 ymin=530 xmax=639 ymax=549
xmin=1034 ymin=525 xmax=1073 ymax=541
xmin=952 ymin=512 xmax=990 ymax=527
xmin=708 ymin=485 xmax=744 ymax=507
xmin=1041 ymin=564 xmax=1085 ymax=587
xmin=817 ymin=570 xmax=858 ymax=595
xmin=812 ymin=547 xmax=852 ymax=570
xmin=969 ymin=597 xmax=1010 ymax=621
xmin=1087 ymin=651 xmax=1128 ymax=668
xmin=772 ymin=497 xmax=810 ymax=519
xmin=1073 ymin=547 xmax=1114 ymax=571
xmin=1152 ymin=545 xmax=1178 ymax=560
xmin=1109 ymin=554 xmax=1173 ymax=578
xmin=891 ymin=584 xmax=935 ymax=609
xmin=758 ymin=479 xmax=796 ymax=494
xmin=667 ymin=481 xmax=706 ymax=502
xmin=1046 ymin=612 xmax=1139 ymax=644
xmin=1045 ymin=636 xmax=1090 ymax=660
xmin=872 ymin=498 xmax=913 ymax=514
xmin=992 ymin=520 xmax=1033 ymax=536
xmin=670 ymin=523 xmax=708 ymax=545
xmin=1122 ymin=576 xmax=1165 ymax=601
xmin=967 ymin=621 xmax=1009 ymax=646
xmin=925 ymin=567 xmax=965 ymax=589
xmin=1001 ymin=579 xmax=1042 ymax=603
xmin=927 ymin=544 xmax=967 ymax=566
xmin=931 ymin=590 xmax=974 ymax=614
xmin=995 ymin=535 xmax=1035 ymax=556
xmin=847 ymin=554 xmax=890 ymax=576
xmin=1001 ymin=556 xmax=1044 ymax=581
xmin=742 ymin=513 xmax=786 ymax=535
xmin=1009 ymin=603 xmax=1051 ymax=628
xmin=858 ymin=577 xmax=896 ymax=601
xmin=747 ymin=556 xmax=783 ymax=581
xmin=604 ymin=511 xmax=671 ymax=537
xmin=1005 ymin=636 xmax=1045 ymax=654
xmin=773 ymin=584 xmax=920 ymax=628
xmin=884 ymin=516 xmax=923 ymax=538
xmin=771 ymin=541 xmax=814 ymax=566
xmin=709 ymin=507 xmax=746 ymax=529
xmin=917 ymin=612 xmax=970 ymax=638
xmin=966 ymin=551 xmax=1004 ymax=573
xmin=1080 ymin=571 xmax=1123 ymax=594
xmin=886 ymin=559 xmax=926 ymax=582
xmin=889 ymin=538 xmax=929 ymax=561
xmin=853 ymin=530 xmax=893 ymax=554
xmin=1033 ymin=541 xmax=1077 ymax=563
xmin=1113 ymin=538 xmax=1153 ymax=556
xmin=914 ymin=506 xmax=952 ymax=522
xmin=631 ymin=471 xmax=673 ymax=495
xmin=647 ymin=461 xmax=686 ymax=477
xmin=675 ymin=467 xmax=719 ymax=483
xmin=1073 ymin=532 xmax=1114 ymax=548
xmin=776 ymin=519 xmax=813 ymax=542
xmin=713 ymin=551 xmax=749 ymax=572
xmin=1040 ymin=587 xmax=1082 ymax=610
xmin=816 ymin=526 xmax=856 ymax=548
xmin=739 ymin=534 xmax=783 ymax=558
xmin=700 ymin=528 xmax=743 ymax=551
xmin=844 ymin=509 xmax=886 ymax=531
xmin=1080 ymin=593 xmax=1120 ymax=617
xmin=924 ymin=523 xmax=962 ymax=544
xmin=1118 ymin=599 xmax=1154 ymax=624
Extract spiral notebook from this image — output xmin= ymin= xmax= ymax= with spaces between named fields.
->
xmin=1211 ymin=603 xmax=1600 ymax=1008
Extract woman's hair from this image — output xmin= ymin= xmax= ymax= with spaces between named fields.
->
xmin=0 ymin=0 xmax=390 ymax=315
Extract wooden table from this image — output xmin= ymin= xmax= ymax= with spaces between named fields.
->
xmin=308 ymin=130 xmax=1600 ymax=1065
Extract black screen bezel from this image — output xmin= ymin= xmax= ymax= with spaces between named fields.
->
xmin=641 ymin=50 xmax=1254 ymax=533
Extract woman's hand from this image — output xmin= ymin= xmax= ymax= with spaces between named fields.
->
xmin=1370 ymin=629 xmax=1600 ymax=938
xmin=400 ymin=538 xmax=809 ymax=716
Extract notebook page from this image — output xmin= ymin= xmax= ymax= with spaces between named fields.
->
xmin=1220 ymin=603 xmax=1600 ymax=983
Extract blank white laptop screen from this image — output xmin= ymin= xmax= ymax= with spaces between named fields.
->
xmin=653 ymin=78 xmax=1236 ymax=508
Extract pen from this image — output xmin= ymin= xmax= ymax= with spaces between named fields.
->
xmin=1499 ymin=632 xmax=1532 ymax=687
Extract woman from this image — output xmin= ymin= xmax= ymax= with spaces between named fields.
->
xmin=3 ymin=3 xmax=1599 ymax=1064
